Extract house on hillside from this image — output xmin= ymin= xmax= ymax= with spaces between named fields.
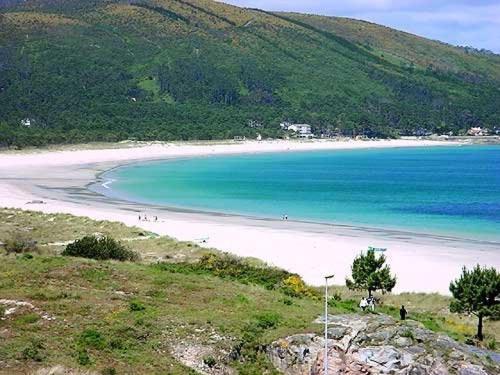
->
xmin=21 ymin=118 xmax=33 ymax=127
xmin=287 ymin=124 xmax=314 ymax=138
xmin=467 ymin=127 xmax=489 ymax=136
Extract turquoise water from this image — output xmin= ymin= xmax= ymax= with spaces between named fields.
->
xmin=102 ymin=146 xmax=500 ymax=241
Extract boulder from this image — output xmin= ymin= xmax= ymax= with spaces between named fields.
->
xmin=268 ymin=314 xmax=499 ymax=375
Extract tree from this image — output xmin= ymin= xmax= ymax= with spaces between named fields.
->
xmin=346 ymin=247 xmax=396 ymax=297
xmin=449 ymin=265 xmax=500 ymax=341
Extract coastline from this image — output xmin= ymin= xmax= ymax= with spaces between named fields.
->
xmin=1 ymin=139 xmax=499 ymax=294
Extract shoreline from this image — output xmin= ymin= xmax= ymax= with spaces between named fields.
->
xmin=1 ymin=139 xmax=499 ymax=294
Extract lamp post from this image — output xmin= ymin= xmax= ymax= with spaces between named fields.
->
xmin=324 ymin=274 xmax=334 ymax=375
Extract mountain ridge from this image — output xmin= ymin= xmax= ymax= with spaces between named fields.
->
xmin=1 ymin=0 xmax=499 ymax=147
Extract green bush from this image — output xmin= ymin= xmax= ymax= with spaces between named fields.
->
xmin=77 ymin=349 xmax=91 ymax=366
xmin=4 ymin=235 xmax=38 ymax=254
xmin=159 ymin=253 xmax=317 ymax=298
xmin=254 ymin=312 xmax=281 ymax=329
xmin=401 ymin=329 xmax=415 ymax=340
xmin=78 ymin=329 xmax=106 ymax=350
xmin=203 ymin=355 xmax=217 ymax=368
xmin=62 ymin=235 xmax=138 ymax=261
xmin=486 ymin=339 xmax=497 ymax=351
xmin=21 ymin=339 xmax=44 ymax=362
xmin=129 ymin=300 xmax=146 ymax=312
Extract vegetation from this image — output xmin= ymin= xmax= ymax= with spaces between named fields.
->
xmin=0 ymin=208 xmax=498 ymax=373
xmin=158 ymin=252 xmax=320 ymax=298
xmin=449 ymin=265 xmax=500 ymax=340
xmin=62 ymin=235 xmax=139 ymax=261
xmin=4 ymin=234 xmax=38 ymax=254
xmin=345 ymin=247 xmax=397 ymax=297
xmin=0 ymin=0 xmax=499 ymax=148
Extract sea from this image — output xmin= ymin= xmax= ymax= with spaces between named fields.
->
xmin=99 ymin=145 xmax=500 ymax=242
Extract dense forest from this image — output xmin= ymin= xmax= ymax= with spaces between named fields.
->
xmin=1 ymin=0 xmax=500 ymax=147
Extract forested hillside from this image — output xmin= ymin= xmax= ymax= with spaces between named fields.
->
xmin=1 ymin=0 xmax=499 ymax=147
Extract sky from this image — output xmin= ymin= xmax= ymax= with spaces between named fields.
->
xmin=219 ymin=1 xmax=500 ymax=53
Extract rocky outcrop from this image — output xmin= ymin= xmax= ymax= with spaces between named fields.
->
xmin=268 ymin=314 xmax=499 ymax=375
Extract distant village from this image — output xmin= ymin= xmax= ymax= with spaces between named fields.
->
xmin=19 ymin=117 xmax=500 ymax=142
xmin=240 ymin=118 xmax=500 ymax=141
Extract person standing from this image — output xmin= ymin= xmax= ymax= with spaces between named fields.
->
xmin=359 ymin=297 xmax=368 ymax=311
xmin=400 ymin=305 xmax=407 ymax=320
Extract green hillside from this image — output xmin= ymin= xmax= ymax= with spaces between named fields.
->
xmin=1 ymin=209 xmax=499 ymax=374
xmin=1 ymin=0 xmax=499 ymax=147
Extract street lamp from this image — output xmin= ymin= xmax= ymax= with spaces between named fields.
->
xmin=324 ymin=274 xmax=334 ymax=375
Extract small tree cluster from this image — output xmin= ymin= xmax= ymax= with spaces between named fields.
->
xmin=346 ymin=247 xmax=396 ymax=297
xmin=449 ymin=265 xmax=500 ymax=341
xmin=62 ymin=235 xmax=138 ymax=261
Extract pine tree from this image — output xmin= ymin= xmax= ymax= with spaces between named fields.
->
xmin=449 ymin=265 xmax=500 ymax=341
xmin=346 ymin=247 xmax=396 ymax=297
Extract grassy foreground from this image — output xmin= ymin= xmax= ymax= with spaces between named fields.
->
xmin=0 ymin=209 xmax=498 ymax=374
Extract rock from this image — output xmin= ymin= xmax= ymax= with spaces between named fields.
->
xmin=267 ymin=314 xmax=499 ymax=375
xmin=458 ymin=364 xmax=488 ymax=375
xmin=395 ymin=336 xmax=413 ymax=347
xmin=32 ymin=366 xmax=98 ymax=375
xmin=327 ymin=326 xmax=349 ymax=340
xmin=170 ymin=342 xmax=236 ymax=375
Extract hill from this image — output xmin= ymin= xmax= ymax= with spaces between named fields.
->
xmin=0 ymin=0 xmax=499 ymax=147
xmin=0 ymin=208 xmax=499 ymax=374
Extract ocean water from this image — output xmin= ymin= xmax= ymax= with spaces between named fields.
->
xmin=101 ymin=146 xmax=500 ymax=241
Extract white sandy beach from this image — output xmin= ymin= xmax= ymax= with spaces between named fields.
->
xmin=1 ymin=139 xmax=499 ymax=294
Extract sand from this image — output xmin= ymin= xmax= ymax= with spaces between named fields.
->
xmin=1 ymin=139 xmax=498 ymax=294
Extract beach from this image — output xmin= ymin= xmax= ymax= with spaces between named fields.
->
xmin=1 ymin=139 xmax=498 ymax=294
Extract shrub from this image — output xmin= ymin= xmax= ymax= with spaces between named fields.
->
xmin=332 ymin=292 xmax=342 ymax=301
xmin=203 ymin=355 xmax=217 ymax=368
xmin=255 ymin=312 xmax=281 ymax=329
xmin=78 ymin=329 xmax=106 ymax=350
xmin=486 ymin=339 xmax=497 ymax=350
xmin=401 ymin=329 xmax=415 ymax=340
xmin=158 ymin=253 xmax=319 ymax=298
xmin=281 ymin=275 xmax=319 ymax=299
xmin=21 ymin=339 xmax=44 ymax=362
xmin=62 ymin=235 xmax=138 ymax=261
xmin=4 ymin=235 xmax=38 ymax=254
xmin=77 ymin=350 xmax=91 ymax=366
xmin=129 ymin=300 xmax=146 ymax=312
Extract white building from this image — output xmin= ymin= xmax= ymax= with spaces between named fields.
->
xmin=467 ymin=127 xmax=489 ymax=136
xmin=21 ymin=118 xmax=33 ymax=127
xmin=287 ymin=124 xmax=314 ymax=138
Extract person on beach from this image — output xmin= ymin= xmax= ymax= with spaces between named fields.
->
xmin=400 ymin=305 xmax=407 ymax=320
xmin=144 ymin=215 xmax=148 ymax=221
xmin=154 ymin=216 xmax=158 ymax=222
xmin=359 ymin=297 xmax=368 ymax=311
xmin=138 ymin=215 xmax=141 ymax=221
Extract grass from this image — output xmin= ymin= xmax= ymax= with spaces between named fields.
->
xmin=0 ymin=254 xmax=321 ymax=374
xmin=0 ymin=208 xmax=498 ymax=374
xmin=328 ymin=286 xmax=500 ymax=343
xmin=0 ymin=209 xmax=208 ymax=262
